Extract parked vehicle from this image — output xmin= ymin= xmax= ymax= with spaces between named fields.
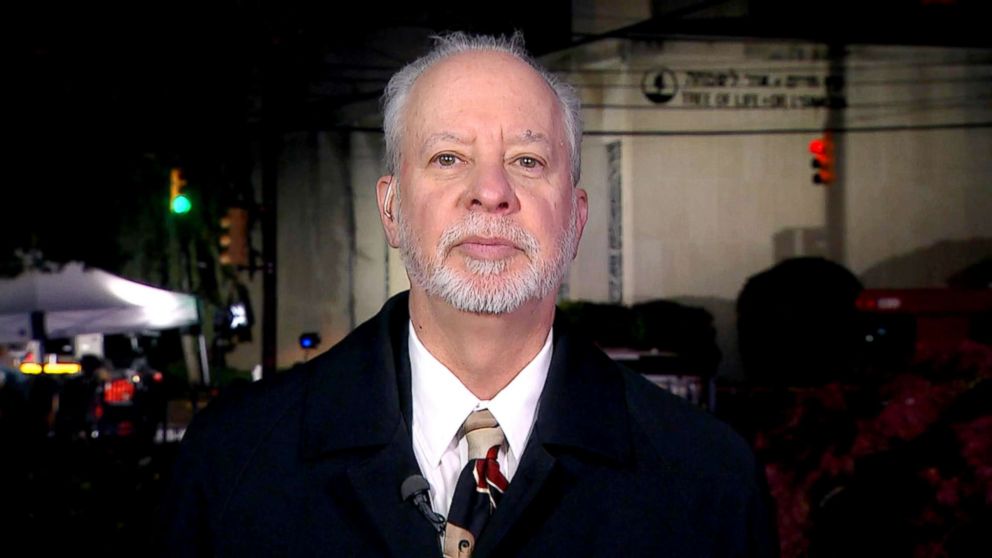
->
xmin=93 ymin=359 xmax=167 ymax=442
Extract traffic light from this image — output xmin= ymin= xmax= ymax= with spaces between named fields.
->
xmin=809 ymin=134 xmax=835 ymax=185
xmin=169 ymin=168 xmax=192 ymax=214
xmin=219 ymin=207 xmax=250 ymax=267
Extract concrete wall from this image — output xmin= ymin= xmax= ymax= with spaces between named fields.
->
xmin=226 ymin=130 xmax=390 ymax=371
xmin=566 ymin=138 xmax=612 ymax=301
xmin=351 ymin=131 xmax=390 ymax=326
xmin=840 ymin=45 xmax=992 ymax=285
xmin=273 ymin=130 xmax=355 ymax=369
xmin=846 ymin=127 xmax=992 ymax=287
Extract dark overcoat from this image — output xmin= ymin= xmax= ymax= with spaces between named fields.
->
xmin=162 ymin=292 xmax=778 ymax=557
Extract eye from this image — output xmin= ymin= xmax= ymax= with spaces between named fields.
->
xmin=433 ymin=153 xmax=459 ymax=167
xmin=515 ymin=156 xmax=544 ymax=169
xmin=518 ymin=156 xmax=539 ymax=169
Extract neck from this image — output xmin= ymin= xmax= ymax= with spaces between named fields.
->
xmin=408 ymin=287 xmax=555 ymax=400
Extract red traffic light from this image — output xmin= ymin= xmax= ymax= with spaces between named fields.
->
xmin=808 ymin=134 xmax=835 ymax=185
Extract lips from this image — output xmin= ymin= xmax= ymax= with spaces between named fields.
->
xmin=454 ymin=236 xmax=521 ymax=259
xmin=434 ymin=214 xmax=539 ymax=262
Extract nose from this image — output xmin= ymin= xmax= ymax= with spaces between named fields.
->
xmin=465 ymin=160 xmax=519 ymax=214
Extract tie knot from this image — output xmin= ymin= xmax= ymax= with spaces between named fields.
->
xmin=460 ymin=409 xmax=505 ymax=460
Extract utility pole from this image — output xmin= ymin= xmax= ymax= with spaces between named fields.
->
xmin=824 ymin=43 xmax=848 ymax=265
xmin=169 ymin=167 xmax=210 ymax=387
xmin=260 ymin=37 xmax=281 ymax=379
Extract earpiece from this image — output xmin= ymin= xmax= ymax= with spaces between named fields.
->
xmin=383 ymin=178 xmax=395 ymax=220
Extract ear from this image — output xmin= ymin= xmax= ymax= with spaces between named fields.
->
xmin=376 ymin=175 xmax=400 ymax=248
xmin=572 ymin=187 xmax=589 ymax=259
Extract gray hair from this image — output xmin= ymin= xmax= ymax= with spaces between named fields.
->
xmin=381 ymin=31 xmax=583 ymax=185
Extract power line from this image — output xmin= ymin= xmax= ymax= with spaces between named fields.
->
xmin=582 ymin=121 xmax=992 ymax=137
xmin=303 ymin=121 xmax=992 ymax=137
xmin=582 ymin=94 xmax=992 ymax=111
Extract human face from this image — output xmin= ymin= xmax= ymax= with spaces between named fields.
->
xmin=377 ymin=51 xmax=588 ymax=314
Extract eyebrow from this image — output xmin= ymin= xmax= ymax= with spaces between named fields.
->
xmin=418 ymin=130 xmax=554 ymax=156
xmin=421 ymin=132 xmax=470 ymax=152
xmin=507 ymin=130 xmax=551 ymax=148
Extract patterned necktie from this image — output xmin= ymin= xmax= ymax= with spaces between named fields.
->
xmin=443 ymin=409 xmax=509 ymax=558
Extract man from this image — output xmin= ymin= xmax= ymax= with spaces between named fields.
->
xmin=162 ymin=32 xmax=777 ymax=557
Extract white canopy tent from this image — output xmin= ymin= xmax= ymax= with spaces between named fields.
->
xmin=0 ymin=262 xmax=199 ymax=343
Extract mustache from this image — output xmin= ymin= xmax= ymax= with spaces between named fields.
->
xmin=436 ymin=213 xmax=539 ymax=258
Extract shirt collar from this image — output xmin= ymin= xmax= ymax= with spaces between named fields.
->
xmin=409 ymin=320 xmax=552 ymax=468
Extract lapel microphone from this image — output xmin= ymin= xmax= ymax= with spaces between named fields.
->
xmin=401 ymin=475 xmax=446 ymax=535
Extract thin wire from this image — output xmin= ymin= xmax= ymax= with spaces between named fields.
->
xmin=582 ymin=121 xmax=992 ymax=137
xmin=319 ymin=121 xmax=992 ymax=137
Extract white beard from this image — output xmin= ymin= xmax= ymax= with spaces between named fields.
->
xmin=396 ymin=188 xmax=578 ymax=315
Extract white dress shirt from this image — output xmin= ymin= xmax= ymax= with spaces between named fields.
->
xmin=409 ymin=321 xmax=552 ymax=518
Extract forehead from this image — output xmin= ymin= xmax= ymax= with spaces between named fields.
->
xmin=402 ymin=51 xmax=565 ymax=150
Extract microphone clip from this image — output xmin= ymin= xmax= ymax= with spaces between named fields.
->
xmin=401 ymin=475 xmax=446 ymax=535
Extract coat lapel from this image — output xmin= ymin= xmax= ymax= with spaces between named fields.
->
xmin=474 ymin=317 xmax=634 ymax=557
xmin=344 ymin=424 xmax=439 ymax=557
xmin=300 ymin=292 xmax=437 ymax=557
xmin=472 ymin=434 xmax=558 ymax=558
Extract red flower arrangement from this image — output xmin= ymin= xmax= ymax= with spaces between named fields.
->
xmin=739 ymin=340 xmax=992 ymax=558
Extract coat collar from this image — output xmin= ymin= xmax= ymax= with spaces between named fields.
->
xmin=301 ymin=291 xmax=632 ymax=465
xmin=532 ymin=316 xmax=633 ymax=464
xmin=301 ymin=291 xmax=413 ymax=460
xmin=300 ymin=292 xmax=436 ymax=558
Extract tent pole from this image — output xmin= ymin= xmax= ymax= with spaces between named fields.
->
xmin=30 ymin=310 xmax=46 ymax=361
xmin=197 ymin=333 xmax=211 ymax=386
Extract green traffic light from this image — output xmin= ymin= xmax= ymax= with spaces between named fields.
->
xmin=171 ymin=194 xmax=192 ymax=214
